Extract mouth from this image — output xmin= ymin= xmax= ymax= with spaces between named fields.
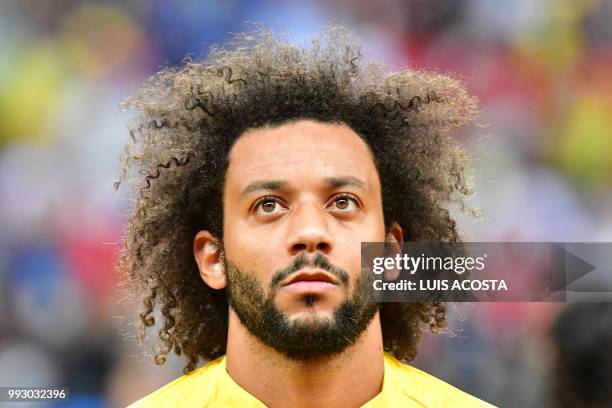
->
xmin=280 ymin=270 xmax=340 ymax=294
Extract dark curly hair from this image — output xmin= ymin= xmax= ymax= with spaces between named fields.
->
xmin=117 ymin=26 xmax=478 ymax=374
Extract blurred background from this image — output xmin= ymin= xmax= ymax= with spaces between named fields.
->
xmin=0 ymin=1 xmax=611 ymax=407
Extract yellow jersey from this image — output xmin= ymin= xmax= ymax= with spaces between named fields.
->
xmin=129 ymin=353 xmax=495 ymax=407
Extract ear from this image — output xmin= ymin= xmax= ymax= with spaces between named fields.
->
xmin=386 ymin=222 xmax=404 ymax=244
xmin=384 ymin=222 xmax=404 ymax=281
xmin=194 ymin=230 xmax=226 ymax=290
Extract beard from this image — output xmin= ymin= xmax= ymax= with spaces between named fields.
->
xmin=225 ymin=252 xmax=379 ymax=361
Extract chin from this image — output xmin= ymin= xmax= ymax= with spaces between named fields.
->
xmin=278 ymin=293 xmax=345 ymax=322
xmin=286 ymin=308 xmax=336 ymax=326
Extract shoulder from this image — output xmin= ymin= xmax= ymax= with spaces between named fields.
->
xmin=128 ymin=356 xmax=226 ymax=408
xmin=383 ymin=353 xmax=496 ymax=407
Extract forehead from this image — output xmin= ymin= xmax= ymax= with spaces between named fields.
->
xmin=225 ymin=120 xmax=381 ymax=194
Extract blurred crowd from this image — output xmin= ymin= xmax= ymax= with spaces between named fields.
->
xmin=0 ymin=1 xmax=611 ymax=407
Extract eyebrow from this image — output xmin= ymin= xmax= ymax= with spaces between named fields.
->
xmin=239 ymin=176 xmax=366 ymax=199
xmin=240 ymin=180 xmax=288 ymax=198
xmin=324 ymin=176 xmax=366 ymax=190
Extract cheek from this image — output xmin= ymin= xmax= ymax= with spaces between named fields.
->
xmin=331 ymin=233 xmax=365 ymax=281
xmin=333 ymin=217 xmax=385 ymax=281
xmin=223 ymin=218 xmax=284 ymax=278
xmin=334 ymin=214 xmax=386 ymax=250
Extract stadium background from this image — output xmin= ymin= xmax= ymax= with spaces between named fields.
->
xmin=0 ymin=1 xmax=611 ymax=407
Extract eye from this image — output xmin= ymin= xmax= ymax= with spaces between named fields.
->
xmin=328 ymin=193 xmax=360 ymax=212
xmin=253 ymin=196 xmax=286 ymax=215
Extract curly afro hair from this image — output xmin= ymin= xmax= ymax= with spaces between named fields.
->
xmin=117 ymin=26 xmax=478 ymax=374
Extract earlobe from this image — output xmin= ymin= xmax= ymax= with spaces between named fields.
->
xmin=193 ymin=230 xmax=227 ymax=290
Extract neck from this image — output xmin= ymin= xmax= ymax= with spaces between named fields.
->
xmin=225 ymin=310 xmax=385 ymax=408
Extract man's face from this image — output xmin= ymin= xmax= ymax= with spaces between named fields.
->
xmin=222 ymin=119 xmax=387 ymax=359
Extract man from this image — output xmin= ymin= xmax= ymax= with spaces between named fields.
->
xmin=119 ymin=27 xmax=493 ymax=407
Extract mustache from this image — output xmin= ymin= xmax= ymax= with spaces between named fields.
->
xmin=270 ymin=252 xmax=350 ymax=288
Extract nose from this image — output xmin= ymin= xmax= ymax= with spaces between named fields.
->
xmin=286 ymin=201 xmax=334 ymax=256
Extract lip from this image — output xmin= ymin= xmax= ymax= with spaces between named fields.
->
xmin=281 ymin=270 xmax=340 ymax=287
xmin=279 ymin=270 xmax=340 ymax=294
xmin=280 ymin=280 xmax=338 ymax=294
